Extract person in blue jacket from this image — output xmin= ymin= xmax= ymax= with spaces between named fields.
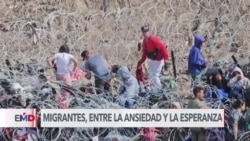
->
xmin=188 ymin=34 xmax=207 ymax=81
xmin=111 ymin=65 xmax=139 ymax=109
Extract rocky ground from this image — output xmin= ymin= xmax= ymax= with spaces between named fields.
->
xmin=1 ymin=0 xmax=250 ymax=95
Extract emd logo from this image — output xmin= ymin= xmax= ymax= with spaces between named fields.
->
xmin=15 ymin=113 xmax=36 ymax=122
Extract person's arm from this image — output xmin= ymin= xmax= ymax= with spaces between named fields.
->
xmin=85 ymin=71 xmax=92 ymax=80
xmin=244 ymin=78 xmax=250 ymax=88
xmin=118 ymin=84 xmax=125 ymax=95
xmin=222 ymin=79 xmax=231 ymax=93
xmin=233 ymin=122 xmax=238 ymax=140
xmin=47 ymin=55 xmax=56 ymax=69
xmin=100 ymin=55 xmax=111 ymax=72
xmin=227 ymin=76 xmax=238 ymax=88
xmin=137 ymin=42 xmax=147 ymax=67
xmin=83 ymin=61 xmax=92 ymax=79
xmin=232 ymin=113 xmax=240 ymax=140
xmin=105 ymin=60 xmax=111 ymax=72
xmin=70 ymin=55 xmax=78 ymax=71
xmin=80 ymin=63 xmax=87 ymax=72
xmin=189 ymin=48 xmax=206 ymax=66
xmin=151 ymin=36 xmax=169 ymax=61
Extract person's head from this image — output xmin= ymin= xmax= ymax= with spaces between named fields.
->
xmin=215 ymin=73 xmax=222 ymax=81
xmin=141 ymin=24 xmax=150 ymax=38
xmin=193 ymin=86 xmax=205 ymax=100
xmin=233 ymin=99 xmax=245 ymax=111
xmin=232 ymin=67 xmax=243 ymax=77
xmin=59 ymin=44 xmax=70 ymax=53
xmin=194 ymin=34 xmax=206 ymax=48
xmin=233 ymin=71 xmax=241 ymax=77
xmin=81 ymin=50 xmax=90 ymax=61
xmin=111 ymin=65 xmax=120 ymax=74
xmin=213 ymin=70 xmax=223 ymax=81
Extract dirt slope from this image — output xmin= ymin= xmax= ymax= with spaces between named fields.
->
xmin=1 ymin=0 xmax=250 ymax=91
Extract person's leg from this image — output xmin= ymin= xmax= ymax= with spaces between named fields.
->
xmin=104 ymin=78 xmax=111 ymax=92
xmin=148 ymin=60 xmax=164 ymax=89
xmin=190 ymin=73 xmax=201 ymax=87
xmin=95 ymin=79 xmax=105 ymax=94
xmin=62 ymin=74 xmax=72 ymax=86
xmin=56 ymin=74 xmax=71 ymax=108
xmin=191 ymin=74 xmax=201 ymax=81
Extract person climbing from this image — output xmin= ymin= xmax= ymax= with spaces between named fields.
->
xmin=227 ymin=66 xmax=250 ymax=99
xmin=80 ymin=50 xmax=111 ymax=94
xmin=136 ymin=24 xmax=169 ymax=90
xmin=187 ymin=86 xmax=207 ymax=141
xmin=111 ymin=65 xmax=139 ymax=108
xmin=188 ymin=34 xmax=207 ymax=82
xmin=47 ymin=44 xmax=78 ymax=108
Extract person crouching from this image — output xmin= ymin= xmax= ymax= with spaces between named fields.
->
xmin=112 ymin=65 xmax=139 ymax=109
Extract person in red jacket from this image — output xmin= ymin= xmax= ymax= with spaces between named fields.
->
xmin=137 ymin=24 xmax=169 ymax=89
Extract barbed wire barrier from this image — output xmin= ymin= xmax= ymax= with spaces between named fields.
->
xmin=0 ymin=59 xmax=249 ymax=141
xmin=1 ymin=0 xmax=250 ymax=140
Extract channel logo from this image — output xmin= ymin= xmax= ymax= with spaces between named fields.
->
xmin=14 ymin=109 xmax=37 ymax=127
xmin=15 ymin=113 xmax=36 ymax=122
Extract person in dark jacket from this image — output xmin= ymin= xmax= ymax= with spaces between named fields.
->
xmin=112 ymin=65 xmax=139 ymax=108
xmin=188 ymin=35 xmax=206 ymax=81
xmin=211 ymin=70 xmax=231 ymax=100
xmin=137 ymin=24 xmax=169 ymax=89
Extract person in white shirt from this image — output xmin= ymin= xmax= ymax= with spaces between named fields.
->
xmin=47 ymin=44 xmax=78 ymax=108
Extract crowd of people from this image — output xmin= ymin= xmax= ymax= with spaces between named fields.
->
xmin=187 ymin=33 xmax=250 ymax=141
xmin=29 ymin=24 xmax=250 ymax=141
xmin=42 ymin=24 xmax=170 ymax=109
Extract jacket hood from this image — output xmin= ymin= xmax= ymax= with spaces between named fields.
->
xmin=194 ymin=35 xmax=205 ymax=48
xmin=232 ymin=67 xmax=244 ymax=77
xmin=117 ymin=66 xmax=131 ymax=80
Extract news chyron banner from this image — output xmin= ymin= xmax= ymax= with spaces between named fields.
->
xmin=41 ymin=109 xmax=224 ymax=128
xmin=0 ymin=109 xmax=37 ymax=127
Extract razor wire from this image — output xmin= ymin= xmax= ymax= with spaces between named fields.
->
xmin=0 ymin=62 xmax=247 ymax=141
xmin=1 ymin=0 xmax=250 ymax=140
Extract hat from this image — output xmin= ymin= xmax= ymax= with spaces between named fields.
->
xmin=141 ymin=24 xmax=149 ymax=32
